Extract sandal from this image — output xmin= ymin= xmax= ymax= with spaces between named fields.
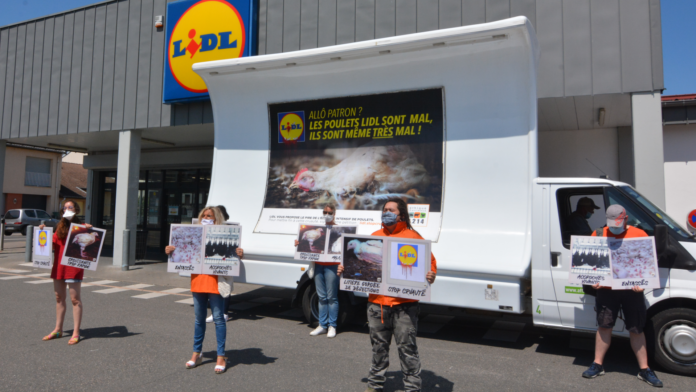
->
xmin=185 ymin=353 xmax=202 ymax=369
xmin=214 ymin=356 xmax=227 ymax=374
xmin=42 ymin=331 xmax=62 ymax=341
xmin=68 ymin=336 xmax=81 ymax=345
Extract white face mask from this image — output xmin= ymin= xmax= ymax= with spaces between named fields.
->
xmin=63 ymin=210 xmax=75 ymax=221
xmin=201 ymin=219 xmax=214 ymax=226
xmin=324 ymin=214 xmax=334 ymax=223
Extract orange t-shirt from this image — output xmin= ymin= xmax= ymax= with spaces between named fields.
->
xmin=591 ymin=225 xmax=648 ymax=239
xmin=368 ymin=221 xmax=437 ymax=307
xmin=191 ymin=274 xmax=219 ymax=294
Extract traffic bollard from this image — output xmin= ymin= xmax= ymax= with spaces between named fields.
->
xmin=25 ymin=225 xmax=34 ymax=264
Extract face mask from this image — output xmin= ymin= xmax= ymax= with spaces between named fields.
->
xmin=585 ymin=212 xmax=593 ymax=219
xmin=381 ymin=211 xmax=398 ymax=226
xmin=201 ymin=219 xmax=214 ymax=226
xmin=63 ymin=210 xmax=75 ymax=221
xmin=609 ymin=226 xmax=625 ymax=235
xmin=324 ymin=214 xmax=334 ymax=223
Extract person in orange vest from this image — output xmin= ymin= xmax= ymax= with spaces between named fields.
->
xmin=582 ymin=204 xmax=663 ymax=388
xmin=338 ymin=198 xmax=436 ymax=392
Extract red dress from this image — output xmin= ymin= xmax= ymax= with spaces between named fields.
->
xmin=50 ymin=233 xmax=84 ymax=280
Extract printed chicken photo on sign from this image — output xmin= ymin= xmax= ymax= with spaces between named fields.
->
xmin=342 ymin=237 xmax=383 ymax=283
xmin=609 ymin=238 xmax=658 ymax=280
xmin=297 ymin=225 xmax=327 ymax=253
xmin=327 ymin=226 xmax=357 ymax=255
xmin=169 ymin=225 xmax=204 ymax=264
xmin=64 ymin=226 xmax=104 ymax=262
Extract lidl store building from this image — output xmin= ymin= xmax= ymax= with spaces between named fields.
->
xmin=0 ymin=0 xmax=690 ymax=265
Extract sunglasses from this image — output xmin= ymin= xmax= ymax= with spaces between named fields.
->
xmin=322 ymin=211 xmax=334 ymax=215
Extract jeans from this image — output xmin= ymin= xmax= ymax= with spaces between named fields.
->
xmin=314 ymin=264 xmax=339 ymax=328
xmin=367 ymin=302 xmax=421 ymax=392
xmin=192 ymin=292 xmax=226 ymax=356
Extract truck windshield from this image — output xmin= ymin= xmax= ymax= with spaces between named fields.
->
xmin=618 ymin=186 xmax=692 ymax=239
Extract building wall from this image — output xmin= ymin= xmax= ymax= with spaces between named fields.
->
xmin=663 ymin=124 xmax=696 ymax=231
xmin=2 ymin=146 xmax=61 ymax=213
xmin=538 ymin=128 xmax=619 ymax=180
xmin=0 ymin=0 xmax=664 ymax=140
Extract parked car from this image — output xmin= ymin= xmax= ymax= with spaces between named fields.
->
xmin=3 ymin=209 xmax=60 ymax=236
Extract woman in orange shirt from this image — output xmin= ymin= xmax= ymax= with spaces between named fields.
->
xmin=338 ymin=198 xmax=436 ymax=392
xmin=165 ymin=207 xmax=243 ymax=374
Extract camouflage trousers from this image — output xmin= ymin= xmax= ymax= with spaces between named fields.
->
xmin=367 ymin=302 xmax=421 ymax=392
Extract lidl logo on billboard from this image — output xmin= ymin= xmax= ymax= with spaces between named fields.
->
xmin=164 ymin=0 xmax=256 ymax=103
xmin=278 ymin=112 xmax=305 ymax=143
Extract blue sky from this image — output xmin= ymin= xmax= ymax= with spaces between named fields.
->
xmin=1 ymin=0 xmax=694 ymax=95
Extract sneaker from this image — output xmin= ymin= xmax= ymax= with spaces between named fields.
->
xmin=206 ymin=314 xmax=229 ymax=323
xmin=582 ymin=362 xmax=605 ymax=379
xmin=638 ymin=368 xmax=663 ymax=388
xmin=327 ymin=326 xmax=336 ymax=338
xmin=309 ymin=326 xmax=327 ymax=336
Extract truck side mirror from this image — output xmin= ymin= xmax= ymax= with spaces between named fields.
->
xmin=655 ymin=224 xmax=668 ymax=257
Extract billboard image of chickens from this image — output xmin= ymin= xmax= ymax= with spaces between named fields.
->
xmin=201 ymin=225 xmax=242 ymax=276
xmin=568 ymin=235 xmax=612 ymax=286
xmin=297 ymin=225 xmax=327 ymax=254
xmin=60 ymin=224 xmax=107 ymax=271
xmin=342 ymin=237 xmax=383 ymax=283
xmin=257 ymin=88 xmax=444 ymax=239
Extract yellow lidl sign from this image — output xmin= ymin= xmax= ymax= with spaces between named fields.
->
xmin=164 ymin=0 xmax=256 ymax=103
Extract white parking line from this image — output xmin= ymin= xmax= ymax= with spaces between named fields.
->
xmin=0 ymin=273 xmax=51 ymax=281
xmin=25 ymin=280 xmax=55 ymax=284
xmin=81 ymin=280 xmax=119 ymax=286
xmin=175 ymin=298 xmax=195 ymax=305
xmin=18 ymin=263 xmax=35 ymax=267
xmin=132 ymin=292 xmax=170 ymax=299
xmin=93 ymin=284 xmax=154 ymax=294
xmin=0 ymin=268 xmax=30 ymax=273
xmin=0 ymin=276 xmax=31 ymax=280
xmin=160 ymin=288 xmax=189 ymax=294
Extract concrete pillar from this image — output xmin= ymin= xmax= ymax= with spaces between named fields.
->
xmin=113 ymin=130 xmax=141 ymax=266
xmin=0 ymin=140 xmax=5 ymax=213
xmin=617 ymin=126 xmax=635 ymax=186
xmin=85 ymin=169 xmax=94 ymax=224
xmin=631 ymin=92 xmax=666 ymax=209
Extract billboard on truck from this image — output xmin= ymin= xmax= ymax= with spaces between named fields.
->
xmin=256 ymin=89 xmax=444 ymax=239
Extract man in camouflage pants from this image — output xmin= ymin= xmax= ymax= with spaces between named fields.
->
xmin=367 ymin=302 xmax=421 ymax=391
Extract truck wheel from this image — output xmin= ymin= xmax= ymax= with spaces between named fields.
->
xmin=4 ymin=231 xmax=11 ymax=236
xmin=21 ymin=226 xmax=26 ymax=236
xmin=301 ymin=283 xmax=354 ymax=327
xmin=648 ymin=308 xmax=696 ymax=376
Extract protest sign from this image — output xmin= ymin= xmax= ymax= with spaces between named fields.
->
xmin=340 ymin=234 xmax=432 ymax=301
xmin=569 ymin=236 xmax=611 ymax=286
xmin=609 ymin=237 xmax=660 ymax=290
xmin=167 ymin=224 xmax=204 ymax=274
xmin=200 ymin=225 xmax=242 ymax=277
xmin=295 ymin=224 xmax=357 ymax=263
xmin=255 ymin=88 xmax=445 ymax=241
xmin=32 ymin=226 xmax=53 ymax=269
xmin=60 ymin=224 xmax=107 ymax=271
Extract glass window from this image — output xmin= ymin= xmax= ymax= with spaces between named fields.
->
xmin=24 ymin=210 xmax=37 ymax=218
xmin=181 ymin=169 xmax=197 ymax=184
xmin=36 ymin=210 xmax=51 ymax=219
xmin=604 ymin=187 xmax=657 ymax=236
xmin=148 ymin=170 xmax=162 ymax=185
xmin=556 ymin=187 xmax=606 ymax=248
xmin=25 ymin=157 xmax=51 ymax=187
xmin=618 ymin=186 xmax=692 ymax=239
xmin=5 ymin=210 xmax=20 ymax=219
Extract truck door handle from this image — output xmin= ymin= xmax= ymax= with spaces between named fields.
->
xmin=551 ymin=252 xmax=561 ymax=267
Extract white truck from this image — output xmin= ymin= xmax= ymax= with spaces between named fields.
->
xmin=193 ymin=17 xmax=696 ymax=376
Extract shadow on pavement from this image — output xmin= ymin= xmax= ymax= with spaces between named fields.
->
xmin=201 ymin=348 xmax=278 ymax=368
xmin=75 ymin=326 xmax=141 ymax=341
xmin=360 ymin=369 xmax=455 ymax=391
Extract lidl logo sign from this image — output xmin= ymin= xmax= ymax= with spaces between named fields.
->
xmin=397 ymin=244 xmax=418 ymax=267
xmin=38 ymin=230 xmax=48 ymax=246
xmin=164 ymin=0 xmax=256 ymax=103
xmin=278 ymin=112 xmax=305 ymax=143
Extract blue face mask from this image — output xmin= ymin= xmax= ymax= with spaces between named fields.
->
xmin=609 ymin=226 xmax=625 ymax=235
xmin=585 ymin=212 xmax=593 ymax=219
xmin=381 ymin=211 xmax=398 ymax=226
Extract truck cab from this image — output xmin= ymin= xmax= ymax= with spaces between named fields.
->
xmin=532 ymin=178 xmax=696 ymax=375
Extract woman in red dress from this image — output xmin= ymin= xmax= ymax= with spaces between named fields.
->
xmin=41 ymin=201 xmax=92 ymax=345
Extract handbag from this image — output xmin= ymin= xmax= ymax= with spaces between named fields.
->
xmin=217 ymin=275 xmax=234 ymax=298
